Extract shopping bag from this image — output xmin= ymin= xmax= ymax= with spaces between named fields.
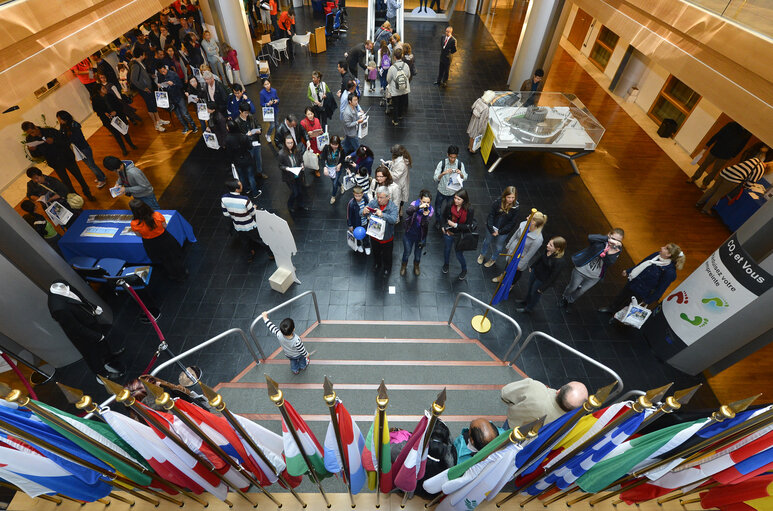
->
xmin=262 ymin=106 xmax=275 ymax=122
xmin=197 ymin=102 xmax=210 ymax=121
xmin=317 ymin=132 xmax=329 ymax=150
xmin=71 ymin=144 xmax=86 ymax=162
xmin=155 ymin=91 xmax=170 ymax=109
xmin=366 ymin=215 xmax=386 ymax=240
xmin=110 ymin=116 xmax=129 ymax=135
xmin=225 ymin=63 xmax=234 ymax=84
xmin=303 ymin=149 xmax=319 ymax=171
xmin=613 ymin=298 xmax=652 ymax=329
xmin=690 ymin=148 xmax=706 ymax=166
xmin=358 ymin=117 xmax=369 ymax=138
xmin=472 ymin=134 xmax=483 ymax=152
xmin=45 ymin=201 xmax=73 ymax=226
xmin=203 ymin=132 xmax=220 ymax=150
xmin=346 ymin=230 xmax=358 ymax=251
xmin=324 ymin=165 xmax=338 ymax=179
xmin=342 ymin=173 xmax=356 ymax=191
xmin=446 ymin=173 xmax=464 ymax=192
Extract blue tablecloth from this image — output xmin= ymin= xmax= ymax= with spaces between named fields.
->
xmin=714 ymin=179 xmax=769 ymax=231
xmin=58 ymin=210 xmax=196 ymax=264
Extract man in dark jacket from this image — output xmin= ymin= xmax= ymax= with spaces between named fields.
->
xmin=274 ymin=114 xmax=310 ymax=152
xmin=345 ymin=41 xmax=373 ymax=79
xmin=560 ymin=228 xmax=624 ymax=310
xmin=22 ymin=122 xmax=95 ymax=200
xmin=129 ymin=51 xmax=167 ymax=130
xmin=156 ymin=65 xmax=196 ymax=133
xmin=201 ymin=70 xmax=230 ymax=115
xmin=688 ymin=121 xmax=751 ymax=189
xmin=337 ymin=60 xmax=355 ymax=96
xmin=434 ymin=26 xmax=457 ymax=87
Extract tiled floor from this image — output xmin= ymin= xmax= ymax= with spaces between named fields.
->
xmin=51 ymin=8 xmax=715 ymax=411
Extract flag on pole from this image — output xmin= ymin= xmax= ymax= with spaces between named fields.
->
xmin=490 ymin=222 xmax=531 ymax=306
xmin=101 ymin=408 xmax=228 ymax=500
xmin=362 ymin=407 xmax=392 ymax=492
xmin=32 ymin=400 xmax=155 ymax=488
xmin=231 ymin=412 xmax=297 ymax=486
xmin=512 ymin=408 xmax=582 ymax=480
xmin=712 ymin=447 xmax=773 ymax=485
xmin=281 ymin=400 xmax=330 ymax=479
xmin=576 ymin=418 xmax=709 ymax=493
xmin=323 ymin=398 xmax=366 ymax=493
xmin=701 ymin=474 xmax=773 ymax=510
xmin=392 ymin=415 xmax=429 ymax=492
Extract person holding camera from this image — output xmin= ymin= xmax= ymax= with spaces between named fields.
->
xmin=440 ymin=189 xmax=474 ymax=281
xmin=560 ymin=228 xmax=624 ymax=311
xmin=400 ymin=190 xmax=434 ymax=276
xmin=433 ymin=145 xmax=467 ymax=229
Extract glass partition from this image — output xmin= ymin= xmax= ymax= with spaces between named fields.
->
xmin=684 ymin=0 xmax=773 ymax=39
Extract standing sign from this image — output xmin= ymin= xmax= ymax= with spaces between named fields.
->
xmin=480 ymin=124 xmax=495 ymax=163
xmin=662 ymin=234 xmax=772 ymax=346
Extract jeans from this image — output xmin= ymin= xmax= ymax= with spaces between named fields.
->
xmin=235 ymin=160 xmax=260 ymax=196
xmin=443 ymin=233 xmax=466 ymax=270
xmin=250 ymin=144 xmax=264 ymax=174
xmin=480 ymin=230 xmax=507 ymax=262
xmin=289 ymin=354 xmax=308 ymax=373
xmin=286 ymin=178 xmax=304 ymax=210
xmin=342 ymin=135 xmax=359 ymax=155
xmin=329 ymin=169 xmax=343 ymax=197
xmin=379 ymin=70 xmax=388 ymax=90
xmin=563 ymin=267 xmax=600 ymax=304
xmin=371 ymin=239 xmax=393 ymax=270
xmin=434 ymin=192 xmax=452 ymax=225
xmin=524 ymin=273 xmax=544 ymax=311
xmin=171 ymin=97 xmax=195 ymax=131
xmin=78 ymin=145 xmax=106 ymax=182
xmin=402 ymin=234 xmax=423 ymax=263
xmin=137 ymin=194 xmax=161 ymax=210
xmin=263 ymin=121 xmax=276 ymax=142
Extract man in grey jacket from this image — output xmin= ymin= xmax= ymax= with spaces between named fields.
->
xmin=342 ymin=94 xmax=365 ymax=155
xmin=103 ymin=156 xmax=160 ymax=209
xmin=129 ymin=52 xmax=168 ymax=131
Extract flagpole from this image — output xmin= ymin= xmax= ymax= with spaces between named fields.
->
xmin=0 ymin=481 xmax=64 ymax=505
xmin=141 ymin=379 xmax=280 ymax=508
xmin=493 ymin=381 xmax=616 ymax=507
xmin=542 ymin=384 xmax=701 ymax=506
xmin=101 ymin=376 xmax=246 ymax=507
xmin=56 ymin=382 xmax=211 ymax=507
xmin=323 ymin=377 xmax=356 ymax=508
xmin=471 ymin=208 xmax=538 ymax=334
xmin=656 ymin=479 xmax=717 ymax=504
xmin=0 ymin=415 xmax=161 ymax=506
xmin=265 ymin=375 xmax=332 ymax=508
xmin=401 ymin=388 xmax=447 ymax=509
xmin=375 ymin=380 xmax=389 ymax=509
xmin=0 ymin=383 xmax=187 ymax=508
xmin=199 ymin=382 xmax=308 ymax=508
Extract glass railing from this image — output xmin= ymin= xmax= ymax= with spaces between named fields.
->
xmin=685 ymin=0 xmax=773 ymax=39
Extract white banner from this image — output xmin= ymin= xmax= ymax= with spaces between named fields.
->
xmin=663 ymin=234 xmax=772 ymax=346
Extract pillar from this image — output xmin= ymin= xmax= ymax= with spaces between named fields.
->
xmin=507 ymin=0 xmax=568 ymax=89
xmin=210 ymin=0 xmax=259 ymax=85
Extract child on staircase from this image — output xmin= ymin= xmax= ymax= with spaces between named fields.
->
xmin=261 ymin=312 xmax=310 ymax=374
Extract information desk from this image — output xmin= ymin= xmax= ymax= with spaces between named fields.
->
xmin=58 ymin=210 xmax=197 ymax=264
xmin=482 ymin=91 xmax=605 ymax=174
xmin=714 ymin=180 xmax=769 ymax=231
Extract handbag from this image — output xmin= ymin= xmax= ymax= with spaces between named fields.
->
xmin=454 ymin=220 xmax=479 ymax=252
xmin=346 ymin=230 xmax=358 ymax=251
xmin=303 ymin=149 xmax=319 ymax=171
xmin=324 ymin=165 xmax=338 ymax=179
xmin=614 ymin=298 xmax=652 ymax=329
xmin=110 ymin=116 xmax=129 ymax=135
xmin=155 ymin=91 xmax=170 ymax=109
xmin=342 ymin=173 xmax=356 ymax=191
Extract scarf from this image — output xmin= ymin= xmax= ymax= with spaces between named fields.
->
xmin=451 ymin=204 xmax=467 ymax=226
xmin=628 ymin=254 xmax=671 ymax=281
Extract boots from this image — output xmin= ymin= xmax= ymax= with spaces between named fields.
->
xmin=414 ymin=262 xmax=420 ymax=276
xmin=400 ymin=262 xmax=407 ymax=276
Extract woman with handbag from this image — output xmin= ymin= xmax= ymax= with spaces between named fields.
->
xmin=278 ymin=135 xmax=307 ymax=212
xmin=492 ymin=211 xmax=546 ymax=284
xmin=300 ymin=108 xmax=324 ymax=166
xmin=478 ymin=186 xmax=519 ymax=267
xmin=440 ymin=189 xmax=475 ymax=281
xmin=95 ymin=71 xmax=142 ymax=125
xmin=321 ymin=135 xmax=346 ymax=204
xmin=129 ymin=199 xmax=188 ymax=282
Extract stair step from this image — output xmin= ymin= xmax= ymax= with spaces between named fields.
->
xmin=279 ymin=340 xmax=496 ymax=362
xmin=306 ymin=321 xmax=463 ymax=339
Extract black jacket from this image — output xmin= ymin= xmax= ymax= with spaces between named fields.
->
xmin=530 ymin=246 xmax=567 ymax=292
xmin=92 ymin=93 xmax=128 ymax=126
xmin=26 ymin=127 xmax=74 ymax=168
xmin=320 ymin=144 xmax=345 ymax=168
xmin=485 ymin=199 xmax=519 ymax=235
xmin=96 ymin=59 xmax=118 ymax=85
xmin=27 ymin=175 xmax=69 ymax=200
xmin=48 ymin=285 xmax=110 ymax=345
xmin=274 ymin=121 xmax=308 ymax=150
xmin=225 ymin=132 xmax=254 ymax=166
xmin=278 ymin=147 xmax=305 ymax=185
xmin=339 ymin=70 xmax=355 ymax=93
xmin=206 ymin=111 xmax=228 ymax=148
xmin=707 ymin=122 xmax=751 ymax=159
xmin=440 ymin=35 xmax=457 ymax=60
xmin=571 ymin=234 xmax=621 ymax=279
xmin=346 ymin=43 xmax=368 ymax=71
xmin=203 ymin=80 xmax=230 ymax=114
xmin=440 ymin=203 xmax=474 ymax=235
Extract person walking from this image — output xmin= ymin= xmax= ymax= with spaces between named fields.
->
xmin=321 ymin=135 xmax=346 ymax=204
xmin=433 ymin=145 xmax=467 ymax=228
xmin=278 ymin=135 xmax=307 ymax=212
xmin=695 ymin=153 xmax=770 ymax=214
xmin=156 ymin=65 xmax=197 ymax=133
xmin=515 ymin=237 xmax=567 ymax=313
xmin=688 ymin=121 xmax=751 ymax=189
xmin=364 ymin=186 xmax=399 ymax=276
xmin=307 ymin=71 xmax=333 ymax=130
xmin=387 ymin=144 xmax=411 ymax=216
xmin=56 ymin=110 xmax=108 ymax=190
xmin=129 ymin=199 xmax=187 ymax=281
xmin=400 ymin=190 xmax=433 ymax=276
xmin=225 ymin=119 xmax=261 ymax=199
xmin=440 ymin=189 xmax=474 ymax=281
xmin=221 ymin=179 xmax=270 ymax=262
xmin=91 ymin=84 xmax=138 ymax=156
xmin=561 ymin=228 xmax=624 ymax=311
xmin=128 ymin=51 xmax=168 ymax=131
xmin=386 ymin=48 xmax=411 ymax=126
xmin=103 ymin=156 xmax=160 ymax=209
xmin=434 ymin=26 xmax=457 ymax=87
xmin=259 ymin=78 xmax=280 ymax=144
xmin=478 ymin=186 xmax=519 ymax=267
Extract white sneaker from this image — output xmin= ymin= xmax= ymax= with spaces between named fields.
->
xmin=357 ymin=245 xmax=364 ymax=253
xmin=365 ymin=247 xmax=371 ymax=255
xmin=477 ymin=254 xmax=485 ymax=264
xmin=330 ymin=196 xmax=336 ymax=204
xmin=266 ymin=134 xmax=272 ymax=143
xmin=159 ymin=119 xmax=171 ymax=125
xmin=155 ymin=123 xmax=166 ymax=132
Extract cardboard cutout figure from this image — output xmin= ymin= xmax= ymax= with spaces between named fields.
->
xmin=254 ymin=210 xmax=300 ymax=285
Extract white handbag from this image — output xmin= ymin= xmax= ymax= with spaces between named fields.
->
xmin=347 ymin=230 xmax=358 ymax=251
xmin=342 ymin=173 xmax=356 ymax=191
xmin=446 ymin=173 xmax=464 ymax=192
xmin=614 ymin=298 xmax=652 ymax=329
xmin=303 ymin=149 xmax=319 ymax=171
xmin=197 ymin=102 xmax=210 ymax=121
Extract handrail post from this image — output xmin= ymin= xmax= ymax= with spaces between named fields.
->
xmin=250 ymin=290 xmax=319 ymax=358
xmin=448 ymin=292 xmax=522 ymax=361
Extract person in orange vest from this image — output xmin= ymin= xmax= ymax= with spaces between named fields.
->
xmin=277 ymin=7 xmax=296 ymax=60
xmin=269 ymin=0 xmax=279 ymax=37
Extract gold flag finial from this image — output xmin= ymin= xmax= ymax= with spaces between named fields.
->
xmin=376 ymin=379 xmax=389 ymax=409
xmin=57 ymin=383 xmax=98 ymax=414
xmin=0 ymin=383 xmax=27 ymax=406
xmin=140 ymin=379 xmax=173 ymax=410
xmin=323 ymin=376 xmax=336 ymax=405
xmin=664 ymin=384 xmax=702 ymax=412
xmin=198 ymin=382 xmax=224 ymax=410
xmin=729 ymin=394 xmax=762 ymax=414
xmin=634 ymin=382 xmax=673 ymax=412
xmin=265 ymin=374 xmax=283 ymax=405
xmin=99 ymin=376 xmax=135 ymax=405
xmin=432 ymin=388 xmax=447 ymax=415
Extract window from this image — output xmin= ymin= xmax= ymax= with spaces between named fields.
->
xmin=589 ymin=26 xmax=619 ymax=71
xmin=648 ymin=76 xmax=701 ymax=131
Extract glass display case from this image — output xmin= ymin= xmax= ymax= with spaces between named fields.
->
xmin=487 ymin=92 xmax=605 ymax=151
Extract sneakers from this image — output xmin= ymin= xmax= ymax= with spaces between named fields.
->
xmin=492 ymin=273 xmax=504 ymax=283
xmin=365 ymin=247 xmax=371 ymax=255
xmin=340 ymin=185 xmax=345 ymax=194
xmin=330 ymin=196 xmax=336 ymax=204
xmin=96 ymin=181 xmax=107 ymax=189
xmin=155 ymin=123 xmax=166 ymax=132
xmin=484 ymin=259 xmax=496 ymax=268
xmin=458 ymin=270 xmax=467 ymax=281
xmin=559 ymin=297 xmax=569 ymax=309
xmin=159 ymin=119 xmax=171 ymax=125
xmin=477 ymin=254 xmax=485 ymax=264
xmin=357 ymin=245 xmax=364 ymax=253
xmin=266 ymin=133 xmax=273 ymax=143
xmin=181 ymin=129 xmax=189 ymax=134
xmin=442 ymin=264 xmax=449 ymax=274
xmin=192 ymin=127 xmax=199 ymax=133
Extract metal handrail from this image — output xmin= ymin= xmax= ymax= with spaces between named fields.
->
xmin=509 ymin=331 xmax=624 ymax=401
xmin=249 ymin=290 xmax=320 ymax=351
xmin=86 ymin=328 xmax=260 ymax=418
xmin=448 ymin=292 xmax=523 ymax=361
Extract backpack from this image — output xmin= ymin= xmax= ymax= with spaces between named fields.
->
xmin=394 ymin=63 xmax=408 ymax=91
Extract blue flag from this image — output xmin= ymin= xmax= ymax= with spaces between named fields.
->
xmin=491 ymin=223 xmax=531 ymax=306
xmin=515 ymin=409 xmax=578 ymax=477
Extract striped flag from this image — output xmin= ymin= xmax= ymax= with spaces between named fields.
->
xmin=101 ymin=408 xmax=228 ymax=500
xmin=231 ymin=413 xmax=297 ymax=487
xmin=701 ymin=474 xmax=773 ymax=510
xmin=362 ymin=408 xmax=392 ymax=492
xmin=280 ymin=400 xmax=329 ymax=479
xmin=491 ymin=222 xmax=530 ymax=306
xmin=323 ymin=399 xmax=366 ymax=493
xmin=392 ymin=415 xmax=429 ymax=492
xmin=712 ymin=447 xmax=773 ymax=485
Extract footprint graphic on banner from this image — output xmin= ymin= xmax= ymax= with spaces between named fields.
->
xmin=680 ymin=313 xmax=709 ymax=327
xmin=667 ymin=291 xmax=689 ymax=304
xmin=701 ymin=297 xmax=729 ymax=310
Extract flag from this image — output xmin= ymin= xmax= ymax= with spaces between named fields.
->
xmin=576 ymin=418 xmax=709 ymax=493
xmin=280 ymin=400 xmax=329 ymax=479
xmin=323 ymin=399 xmax=366 ymax=493
xmin=392 ymin=415 xmax=429 ymax=492
xmin=701 ymin=474 xmax=773 ymax=509
xmin=491 ymin=222 xmax=530 ymax=306
xmin=231 ymin=413 xmax=299 ymax=487
xmin=512 ymin=408 xmax=582 ymax=480
xmin=0 ymin=400 xmax=110 ymax=486
xmin=101 ymin=408 xmax=228 ymax=500
xmin=715 ymin=497 xmax=773 ymax=511
xmin=362 ymin=408 xmax=392 ymax=492
xmin=712 ymin=447 xmax=773 ymax=485
xmin=32 ymin=400 xmax=155 ymax=488
xmin=0 ymin=443 xmax=111 ymax=501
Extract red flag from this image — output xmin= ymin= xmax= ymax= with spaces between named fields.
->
xmin=701 ymin=474 xmax=773 ymax=509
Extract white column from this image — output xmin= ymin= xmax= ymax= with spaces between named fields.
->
xmin=211 ymin=0 xmax=259 ymax=84
xmin=507 ymin=0 xmax=566 ymax=89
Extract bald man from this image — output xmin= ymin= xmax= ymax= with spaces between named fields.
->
xmin=501 ymin=378 xmax=588 ymax=428
xmin=453 ymin=418 xmax=505 ymax=463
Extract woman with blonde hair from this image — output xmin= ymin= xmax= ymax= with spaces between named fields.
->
xmin=601 ymin=243 xmax=685 ymax=314
xmin=493 ymin=211 xmax=546 ymax=283
xmin=479 ymin=186 xmax=519 ymax=267
xmin=516 ymin=236 xmax=567 ymax=313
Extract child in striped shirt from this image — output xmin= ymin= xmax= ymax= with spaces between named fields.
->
xmin=261 ymin=312 xmax=309 ymax=374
